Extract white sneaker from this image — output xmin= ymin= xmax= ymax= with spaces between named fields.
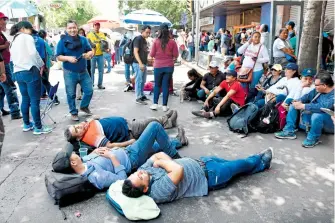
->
xmin=162 ymin=106 xmax=169 ymax=112
xmin=150 ymin=104 xmax=158 ymax=110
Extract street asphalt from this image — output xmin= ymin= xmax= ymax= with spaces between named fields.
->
xmin=0 ymin=64 xmax=333 ymax=223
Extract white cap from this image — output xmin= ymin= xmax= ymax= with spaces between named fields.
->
xmin=209 ymin=61 xmax=219 ymax=68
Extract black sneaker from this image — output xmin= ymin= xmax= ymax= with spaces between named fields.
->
xmin=141 ymin=95 xmax=149 ymax=101
xmin=176 ymin=127 xmax=188 ymax=146
xmin=54 ymin=97 xmax=60 ymax=105
xmin=258 ymin=148 xmax=274 ymax=170
xmin=98 ymin=85 xmax=105 ymax=90
xmin=11 ymin=114 xmax=22 ymax=120
xmin=80 ymin=107 xmax=93 ymax=116
xmin=1 ymin=109 xmax=10 ymax=116
xmin=136 ymin=98 xmax=147 ymax=105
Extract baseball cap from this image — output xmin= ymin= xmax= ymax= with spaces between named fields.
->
xmin=159 ymin=23 xmax=169 ymax=31
xmin=52 ymin=143 xmax=74 ymax=173
xmin=286 ymin=63 xmax=298 ymax=70
xmin=0 ymin=12 xmax=8 ymax=20
xmin=225 ymin=70 xmax=237 ymax=78
xmin=286 ymin=21 xmax=295 ymax=28
xmin=301 ymin=68 xmax=316 ymax=77
xmin=271 ymin=64 xmax=283 ymax=71
xmin=93 ymin=22 xmax=100 ymax=26
xmin=209 ymin=61 xmax=219 ymax=68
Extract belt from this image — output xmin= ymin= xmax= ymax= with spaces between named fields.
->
xmin=196 ymin=159 xmax=208 ymax=179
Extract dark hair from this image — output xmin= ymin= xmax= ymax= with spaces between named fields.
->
xmin=316 ymin=71 xmax=334 ymax=87
xmin=10 ymin=21 xmax=33 ymax=36
xmin=242 ymin=28 xmax=246 ymax=32
xmin=67 ymin=20 xmax=78 ymax=27
xmin=141 ymin=25 xmax=151 ymax=33
xmin=279 ymin=28 xmax=288 ymax=35
xmin=252 ymin=31 xmax=261 ymax=37
xmin=292 ymin=70 xmax=300 ymax=78
xmin=122 ymin=179 xmax=145 ymax=198
xmin=38 ymin=29 xmax=47 ymax=39
xmin=262 ymin=24 xmax=269 ymax=32
xmin=227 ymin=30 xmax=230 ymax=34
xmin=187 ymin=68 xmax=201 ymax=78
xmin=64 ymin=127 xmax=77 ymax=144
xmin=157 ymin=24 xmax=170 ymax=51
xmin=78 ymin=28 xmax=86 ymax=37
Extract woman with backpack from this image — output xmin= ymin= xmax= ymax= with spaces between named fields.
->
xmin=9 ymin=21 xmax=52 ymax=134
xmin=149 ymin=23 xmax=178 ymax=112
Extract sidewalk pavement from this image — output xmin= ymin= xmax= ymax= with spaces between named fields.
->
xmin=0 ymin=64 xmax=333 ymax=223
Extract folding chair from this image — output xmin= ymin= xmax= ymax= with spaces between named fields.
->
xmin=41 ymin=82 xmax=59 ymax=125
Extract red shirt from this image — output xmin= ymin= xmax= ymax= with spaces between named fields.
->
xmin=150 ymin=39 xmax=178 ymax=68
xmin=219 ymin=80 xmax=246 ymax=106
xmin=0 ymin=32 xmax=10 ymax=64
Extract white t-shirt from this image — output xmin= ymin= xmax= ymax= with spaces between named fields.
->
xmin=237 ymin=42 xmax=269 ymax=71
xmin=273 ymin=38 xmax=292 ymax=58
xmin=267 ymin=77 xmax=302 ymax=102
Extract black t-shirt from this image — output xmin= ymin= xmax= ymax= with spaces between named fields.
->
xmin=202 ymin=71 xmax=226 ymax=90
xmin=133 ymin=35 xmax=148 ymax=65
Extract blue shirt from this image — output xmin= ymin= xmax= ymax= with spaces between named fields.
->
xmin=141 ymin=158 xmax=208 ymax=204
xmin=99 ymin=117 xmax=130 ymax=146
xmin=82 ymin=149 xmax=131 ymax=190
xmin=32 ymin=34 xmax=46 ymax=60
xmin=301 ymin=89 xmax=334 ymax=113
xmin=56 ymin=35 xmax=92 ymax=73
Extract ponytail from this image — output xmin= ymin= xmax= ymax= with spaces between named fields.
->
xmin=9 ymin=21 xmax=33 ymax=36
xmin=10 ymin=24 xmax=19 ymax=36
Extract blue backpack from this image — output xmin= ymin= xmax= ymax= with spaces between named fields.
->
xmin=227 ymin=103 xmax=259 ymax=136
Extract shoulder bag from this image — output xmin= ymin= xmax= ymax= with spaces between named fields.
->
xmin=238 ymin=44 xmax=262 ymax=83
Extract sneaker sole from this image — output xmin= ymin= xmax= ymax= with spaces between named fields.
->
xmin=23 ymin=127 xmax=34 ymax=132
xmin=33 ymin=131 xmax=52 ymax=135
xmin=274 ymin=135 xmax=297 ymax=140
xmin=302 ymin=141 xmax=321 ymax=148
xmin=136 ymin=101 xmax=147 ymax=105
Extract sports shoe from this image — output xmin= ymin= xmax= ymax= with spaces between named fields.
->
xmin=23 ymin=122 xmax=34 ymax=132
xmin=258 ymin=148 xmax=274 ymax=170
xmin=176 ymin=127 xmax=188 ymax=146
xmin=80 ymin=107 xmax=93 ymax=116
xmin=191 ymin=110 xmax=212 ymax=119
xmin=150 ymin=104 xmax=158 ymax=110
xmin=11 ymin=114 xmax=22 ymax=120
xmin=33 ymin=125 xmax=53 ymax=135
xmin=141 ymin=95 xmax=149 ymax=101
xmin=71 ymin=114 xmax=79 ymax=121
xmin=136 ymin=98 xmax=147 ymax=105
xmin=274 ymin=131 xmax=297 ymax=139
xmin=302 ymin=138 xmax=320 ymax=148
xmin=230 ymin=103 xmax=240 ymax=114
xmin=98 ymin=85 xmax=105 ymax=90
xmin=165 ymin=110 xmax=174 ymax=119
xmin=169 ymin=110 xmax=178 ymax=127
xmin=162 ymin=106 xmax=169 ymax=112
xmin=54 ymin=96 xmax=60 ymax=105
xmin=1 ymin=109 xmax=10 ymax=116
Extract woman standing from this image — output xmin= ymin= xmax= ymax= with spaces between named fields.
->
xmin=149 ymin=23 xmax=178 ymax=112
xmin=10 ymin=21 xmax=52 ymax=134
xmin=272 ymin=28 xmax=296 ymax=68
xmin=237 ymin=31 xmax=269 ymax=92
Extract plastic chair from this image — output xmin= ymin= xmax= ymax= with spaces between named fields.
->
xmin=41 ymin=82 xmax=59 ymax=125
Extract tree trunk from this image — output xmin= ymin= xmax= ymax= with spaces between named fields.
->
xmin=298 ymin=0 xmax=325 ymax=71
xmin=317 ymin=0 xmax=327 ymax=72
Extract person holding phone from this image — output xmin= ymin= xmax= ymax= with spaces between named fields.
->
xmin=56 ymin=20 xmax=94 ymax=121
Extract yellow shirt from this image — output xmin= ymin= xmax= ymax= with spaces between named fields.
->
xmin=87 ymin=31 xmax=107 ymax=56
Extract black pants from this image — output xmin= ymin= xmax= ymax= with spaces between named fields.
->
xmin=205 ymin=97 xmax=234 ymax=117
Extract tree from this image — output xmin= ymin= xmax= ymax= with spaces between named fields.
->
xmin=118 ymin=0 xmax=190 ymax=27
xmin=37 ymin=0 xmax=97 ymax=28
xmin=298 ymin=0 xmax=325 ymax=71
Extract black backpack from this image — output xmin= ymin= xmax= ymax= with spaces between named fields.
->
xmin=123 ymin=38 xmax=135 ymax=64
xmin=45 ymin=170 xmax=97 ymax=207
xmin=234 ymin=33 xmax=242 ymax=44
xmin=250 ymin=101 xmax=279 ymax=134
xmin=227 ymin=103 xmax=259 ymax=136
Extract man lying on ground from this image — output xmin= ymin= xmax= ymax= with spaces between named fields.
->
xmin=122 ymin=149 xmax=273 ymax=204
xmin=64 ymin=110 xmax=178 ymax=149
xmin=54 ymin=122 xmax=188 ymax=190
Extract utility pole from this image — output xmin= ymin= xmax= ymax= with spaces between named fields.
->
xmin=195 ymin=0 xmax=200 ymax=61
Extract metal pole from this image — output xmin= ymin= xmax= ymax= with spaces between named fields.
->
xmin=317 ymin=0 xmax=327 ymax=73
xmin=195 ymin=0 xmax=200 ymax=61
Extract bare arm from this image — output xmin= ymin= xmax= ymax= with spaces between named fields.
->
xmin=217 ymin=89 xmax=237 ymax=108
xmin=133 ymin=47 xmax=143 ymax=65
xmin=200 ymin=80 xmax=209 ymax=92
xmin=281 ymin=47 xmax=296 ymax=57
xmin=149 ymin=152 xmax=173 ymax=162
xmin=0 ymin=42 xmax=9 ymax=50
xmin=153 ymin=159 xmax=184 ymax=185
xmin=205 ymin=85 xmax=223 ymax=103
xmin=106 ymin=139 xmax=135 ymax=149
xmin=57 ymin=55 xmax=77 ymax=63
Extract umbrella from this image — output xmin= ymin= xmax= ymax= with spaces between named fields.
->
xmin=87 ymin=15 xmax=120 ymax=29
xmin=0 ymin=0 xmax=38 ymax=19
xmin=122 ymin=9 xmax=172 ymax=27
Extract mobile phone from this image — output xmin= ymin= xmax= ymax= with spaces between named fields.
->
xmin=320 ymin=108 xmax=334 ymax=116
xmin=76 ymin=55 xmax=83 ymax=60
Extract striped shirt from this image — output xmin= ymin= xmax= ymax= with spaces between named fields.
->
xmin=140 ymin=158 xmax=208 ymax=204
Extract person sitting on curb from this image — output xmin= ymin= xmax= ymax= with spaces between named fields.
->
xmin=64 ymin=110 xmax=180 ymax=149
xmin=54 ymin=122 xmax=188 ymax=190
xmin=275 ymin=71 xmax=334 ymax=148
xmin=197 ymin=61 xmax=226 ymax=101
xmin=192 ymin=70 xmax=246 ymax=119
xmin=122 ymin=148 xmax=273 ymax=204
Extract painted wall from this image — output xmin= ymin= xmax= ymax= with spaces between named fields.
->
xmin=214 ymin=15 xmax=226 ymax=32
xmin=260 ymin=2 xmax=271 ymax=29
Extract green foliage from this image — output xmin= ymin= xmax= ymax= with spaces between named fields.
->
xmin=37 ymin=0 xmax=97 ymax=28
xmin=118 ymin=0 xmax=190 ymax=27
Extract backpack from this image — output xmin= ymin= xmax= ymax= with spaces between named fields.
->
xmin=250 ymin=101 xmax=279 ymax=133
xmin=234 ymin=33 xmax=242 ymax=44
xmin=227 ymin=103 xmax=259 ymax=136
xmin=123 ymin=38 xmax=136 ymax=64
xmin=45 ymin=170 xmax=97 ymax=207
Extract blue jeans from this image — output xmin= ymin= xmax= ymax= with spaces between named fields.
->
xmin=255 ymin=94 xmax=287 ymax=108
xmin=153 ymin=67 xmax=173 ymax=106
xmin=250 ymin=70 xmax=264 ymax=89
xmin=0 ymin=64 xmax=20 ymax=116
xmin=126 ymin=122 xmax=179 ymax=170
xmin=14 ymin=66 xmax=42 ymax=128
xmin=187 ymin=46 xmax=194 ymax=61
xmin=197 ymin=89 xmax=206 ymax=101
xmin=103 ymin=53 xmax=112 ymax=72
xmin=115 ymin=47 xmax=120 ymax=63
xmin=283 ymin=105 xmax=334 ymax=141
xmin=200 ymin=154 xmax=264 ymax=190
xmin=91 ymin=55 xmax=104 ymax=86
xmin=124 ymin=63 xmax=134 ymax=83
xmin=133 ymin=63 xmax=147 ymax=99
xmin=63 ymin=69 xmax=93 ymax=115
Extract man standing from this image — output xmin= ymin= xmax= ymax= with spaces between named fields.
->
xmin=87 ymin=22 xmax=107 ymax=89
xmin=0 ymin=12 xmax=21 ymax=119
xmin=285 ymin=21 xmax=296 ymax=40
xmin=133 ymin=25 xmax=151 ymax=105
